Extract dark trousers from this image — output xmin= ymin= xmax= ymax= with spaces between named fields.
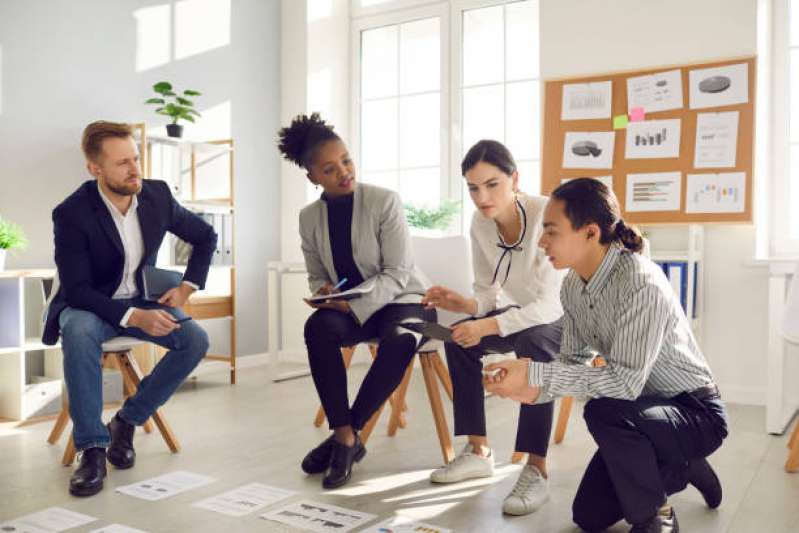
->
xmin=444 ymin=310 xmax=563 ymax=456
xmin=572 ymin=392 xmax=729 ymax=530
xmin=304 ymin=303 xmax=435 ymax=431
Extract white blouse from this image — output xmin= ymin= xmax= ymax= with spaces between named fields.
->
xmin=469 ymin=193 xmax=565 ymax=336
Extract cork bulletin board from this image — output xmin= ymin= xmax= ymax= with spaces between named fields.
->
xmin=540 ymin=56 xmax=756 ymax=224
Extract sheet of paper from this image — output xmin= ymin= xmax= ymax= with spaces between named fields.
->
xmin=561 ymin=176 xmax=613 ymax=189
xmin=625 ymin=119 xmax=681 ymax=159
xmin=360 ymin=516 xmax=452 ymax=533
xmin=561 ymin=81 xmax=612 ymax=120
xmin=627 ymin=69 xmax=683 ymax=113
xmin=116 ymin=471 xmax=217 ymax=501
xmin=689 ymin=63 xmax=749 ymax=110
xmin=193 ymin=483 xmax=296 ymax=517
xmin=686 ymin=172 xmax=746 ymax=213
xmin=562 ymin=131 xmax=615 ymax=169
xmin=86 ymin=525 xmax=148 ymax=533
xmin=0 ymin=507 xmax=97 ymax=533
xmin=694 ymin=111 xmax=739 ymax=168
xmin=625 ymin=172 xmax=682 ymax=212
xmin=261 ymin=500 xmax=377 ymax=533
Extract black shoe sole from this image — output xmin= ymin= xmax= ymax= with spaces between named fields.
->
xmin=322 ymin=446 xmax=366 ymax=489
xmin=69 ymin=482 xmax=104 ymax=497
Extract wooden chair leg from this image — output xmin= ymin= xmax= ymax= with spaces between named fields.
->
xmin=369 ymin=344 xmax=408 ymax=431
xmin=110 ymin=351 xmax=153 ymax=434
xmin=359 ymin=401 xmax=387 ymax=444
xmin=554 ymin=396 xmax=574 ymax=444
xmin=420 ymin=351 xmax=454 ymax=464
xmin=785 ymin=421 xmax=799 ymax=471
xmin=789 ymin=419 xmax=799 ymax=450
xmin=388 ymin=356 xmax=415 ymax=436
xmin=511 ymin=451 xmax=526 ymax=463
xmin=313 ymin=346 xmax=358 ymax=427
xmin=115 ymin=352 xmax=180 ymax=453
xmin=48 ymin=402 xmax=70 ymax=444
xmin=62 ymin=429 xmax=77 ymax=466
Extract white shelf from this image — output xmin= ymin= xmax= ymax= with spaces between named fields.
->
xmin=139 ymin=134 xmax=234 ymax=153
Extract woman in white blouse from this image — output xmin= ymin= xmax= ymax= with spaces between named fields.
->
xmin=422 ymin=140 xmax=565 ymax=516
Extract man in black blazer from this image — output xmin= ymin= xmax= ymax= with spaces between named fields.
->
xmin=44 ymin=121 xmax=217 ymax=497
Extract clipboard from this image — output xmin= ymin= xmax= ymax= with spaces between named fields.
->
xmin=399 ymin=321 xmax=453 ymax=342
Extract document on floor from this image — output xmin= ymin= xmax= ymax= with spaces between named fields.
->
xmin=360 ymin=516 xmax=452 ymax=533
xmin=0 ymin=507 xmax=97 ymax=533
xmin=625 ymin=119 xmax=681 ymax=159
xmin=625 ymin=172 xmax=682 ymax=212
xmin=116 ymin=470 xmax=217 ymax=501
xmin=627 ymin=69 xmax=683 ymax=114
xmin=86 ymin=525 xmax=148 ymax=533
xmin=685 ymin=172 xmax=746 ymax=213
xmin=261 ymin=499 xmax=377 ymax=533
xmin=694 ymin=111 xmax=739 ymax=168
xmin=193 ymin=483 xmax=297 ymax=517
xmin=561 ymin=81 xmax=612 ymax=120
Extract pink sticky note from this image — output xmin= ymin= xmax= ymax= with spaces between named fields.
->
xmin=630 ymin=107 xmax=645 ymax=122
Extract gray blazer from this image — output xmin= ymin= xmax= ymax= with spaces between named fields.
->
xmin=299 ymin=182 xmax=428 ymax=324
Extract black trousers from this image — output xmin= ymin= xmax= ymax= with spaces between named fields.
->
xmin=304 ymin=303 xmax=435 ymax=431
xmin=444 ymin=309 xmax=563 ymax=456
xmin=572 ymin=392 xmax=729 ymax=530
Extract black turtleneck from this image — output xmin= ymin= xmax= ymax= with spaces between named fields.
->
xmin=324 ymin=192 xmax=364 ymax=291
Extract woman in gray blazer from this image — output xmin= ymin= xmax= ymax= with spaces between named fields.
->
xmin=277 ymin=113 xmax=433 ymax=489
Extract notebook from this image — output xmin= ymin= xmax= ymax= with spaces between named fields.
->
xmin=142 ymin=265 xmax=184 ymax=301
xmin=307 ymin=279 xmax=375 ymax=302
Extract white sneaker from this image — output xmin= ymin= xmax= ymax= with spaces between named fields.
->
xmin=502 ymin=465 xmax=550 ymax=515
xmin=430 ymin=444 xmax=495 ymax=483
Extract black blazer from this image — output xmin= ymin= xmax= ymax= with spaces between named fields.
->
xmin=42 ymin=179 xmax=217 ymax=345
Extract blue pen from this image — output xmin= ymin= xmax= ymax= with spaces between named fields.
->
xmin=331 ymin=278 xmax=348 ymax=292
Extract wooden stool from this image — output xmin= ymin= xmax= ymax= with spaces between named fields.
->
xmin=48 ymin=337 xmax=180 ymax=465
xmin=785 ymin=417 xmax=799 ymax=472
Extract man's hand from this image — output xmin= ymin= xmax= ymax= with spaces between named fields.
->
xmin=422 ymin=285 xmax=478 ymax=315
xmin=128 ymin=308 xmax=180 ymax=337
xmin=303 ymin=285 xmax=351 ymax=314
xmin=482 ymin=358 xmax=541 ymax=404
xmin=158 ymin=283 xmax=195 ymax=309
xmin=451 ymin=318 xmax=497 ymax=348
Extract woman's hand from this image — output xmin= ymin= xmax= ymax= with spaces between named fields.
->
xmin=482 ymin=359 xmax=540 ymax=404
xmin=423 ymin=285 xmax=478 ymax=315
xmin=303 ymin=285 xmax=351 ymax=314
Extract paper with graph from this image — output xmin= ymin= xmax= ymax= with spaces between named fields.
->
xmin=694 ymin=111 xmax=739 ymax=168
xmin=561 ymin=81 xmax=612 ymax=120
xmin=261 ymin=500 xmax=377 ymax=533
xmin=562 ymin=131 xmax=616 ymax=169
xmin=625 ymin=172 xmax=681 ymax=212
xmin=627 ymin=69 xmax=683 ymax=113
xmin=685 ymin=172 xmax=746 ymax=213
xmin=625 ymin=119 xmax=681 ymax=159
xmin=360 ymin=516 xmax=453 ymax=533
xmin=0 ymin=507 xmax=97 ymax=533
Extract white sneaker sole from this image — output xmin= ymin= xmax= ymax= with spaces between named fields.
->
xmin=502 ymin=492 xmax=550 ymax=516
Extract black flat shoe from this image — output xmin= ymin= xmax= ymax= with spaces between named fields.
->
xmin=107 ymin=413 xmax=136 ymax=469
xmin=302 ymin=435 xmax=336 ymax=474
xmin=629 ymin=506 xmax=679 ymax=533
xmin=688 ymin=458 xmax=722 ymax=508
xmin=322 ymin=434 xmax=366 ymax=489
xmin=69 ymin=447 xmax=107 ymax=497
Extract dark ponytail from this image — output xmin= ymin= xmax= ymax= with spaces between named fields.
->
xmin=277 ymin=112 xmax=341 ymax=171
xmin=551 ymin=177 xmax=644 ymax=253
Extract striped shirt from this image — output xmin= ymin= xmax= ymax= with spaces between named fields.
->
xmin=528 ymin=242 xmax=715 ymax=402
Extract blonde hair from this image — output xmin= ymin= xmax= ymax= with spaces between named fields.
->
xmin=81 ymin=121 xmax=134 ymax=162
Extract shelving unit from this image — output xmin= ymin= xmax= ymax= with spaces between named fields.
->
xmin=135 ymin=124 xmax=237 ymax=384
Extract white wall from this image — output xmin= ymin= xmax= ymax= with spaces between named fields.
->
xmin=0 ymin=0 xmax=281 ymax=358
xmin=541 ymin=0 xmax=768 ymax=404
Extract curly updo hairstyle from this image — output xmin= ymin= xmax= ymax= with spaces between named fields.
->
xmin=551 ymin=177 xmax=644 ymax=253
xmin=277 ymin=112 xmax=341 ymax=171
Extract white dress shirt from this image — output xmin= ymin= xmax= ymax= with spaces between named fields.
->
xmin=469 ymin=193 xmax=565 ymax=336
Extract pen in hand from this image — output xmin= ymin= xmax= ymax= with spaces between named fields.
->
xmin=331 ymin=278 xmax=348 ymax=293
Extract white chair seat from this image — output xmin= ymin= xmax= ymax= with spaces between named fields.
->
xmin=102 ymin=336 xmax=146 ymax=352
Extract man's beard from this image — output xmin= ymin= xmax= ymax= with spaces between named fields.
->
xmin=107 ymin=178 xmax=141 ymax=196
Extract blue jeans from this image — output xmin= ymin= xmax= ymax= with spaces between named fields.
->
xmin=59 ymin=298 xmax=209 ymax=452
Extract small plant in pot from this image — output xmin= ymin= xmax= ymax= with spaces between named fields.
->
xmin=404 ymin=200 xmax=461 ymax=236
xmin=144 ymin=82 xmax=202 ymax=138
xmin=0 ymin=216 xmax=28 ymax=271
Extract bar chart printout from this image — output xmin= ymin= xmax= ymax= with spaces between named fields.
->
xmin=625 ymin=172 xmax=682 ymax=212
xmin=685 ymin=172 xmax=746 ymax=213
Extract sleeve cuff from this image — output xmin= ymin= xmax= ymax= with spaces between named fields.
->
xmin=120 ymin=307 xmax=136 ymax=328
xmin=182 ymin=280 xmax=200 ymax=291
xmin=528 ymin=361 xmax=555 ymax=405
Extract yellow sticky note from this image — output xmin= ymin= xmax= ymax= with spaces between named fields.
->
xmin=613 ymin=114 xmax=628 ymax=130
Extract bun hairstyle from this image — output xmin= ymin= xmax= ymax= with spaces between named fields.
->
xmin=277 ymin=112 xmax=341 ymax=171
xmin=551 ymin=177 xmax=644 ymax=253
xmin=461 ymin=139 xmax=517 ymax=177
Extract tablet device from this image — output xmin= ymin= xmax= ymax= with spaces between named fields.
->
xmin=142 ymin=265 xmax=184 ymax=301
xmin=399 ymin=321 xmax=453 ymax=342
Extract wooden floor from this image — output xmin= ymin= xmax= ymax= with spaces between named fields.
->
xmin=1 ymin=362 xmax=798 ymax=532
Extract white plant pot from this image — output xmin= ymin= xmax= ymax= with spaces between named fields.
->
xmin=0 ymin=249 xmax=5 ymax=271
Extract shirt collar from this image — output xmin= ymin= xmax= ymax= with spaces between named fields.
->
xmin=97 ymin=181 xmax=138 ymax=219
xmin=584 ymin=242 xmax=622 ymax=295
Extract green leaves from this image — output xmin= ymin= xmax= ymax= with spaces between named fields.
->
xmin=404 ymin=200 xmax=461 ymax=230
xmin=0 ymin=217 xmax=28 ymax=250
xmin=145 ymin=82 xmax=203 ymax=126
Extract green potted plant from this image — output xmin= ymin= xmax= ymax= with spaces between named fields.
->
xmin=0 ymin=216 xmax=28 ymax=271
xmin=144 ymin=82 xmax=202 ymax=138
xmin=404 ymin=200 xmax=461 ymax=236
